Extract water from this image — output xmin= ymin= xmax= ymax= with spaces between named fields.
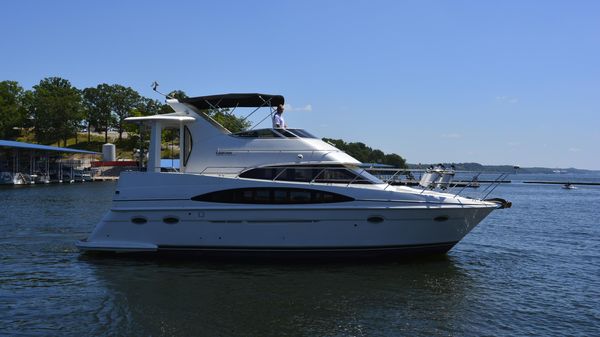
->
xmin=1 ymin=177 xmax=599 ymax=336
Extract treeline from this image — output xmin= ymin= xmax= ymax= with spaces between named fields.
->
xmin=407 ymin=162 xmax=593 ymax=174
xmin=1 ymin=77 xmax=408 ymax=167
xmin=0 ymin=78 xmax=248 ymax=146
xmin=323 ymin=138 xmax=407 ymax=168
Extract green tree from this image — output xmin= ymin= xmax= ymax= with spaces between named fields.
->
xmin=168 ymin=90 xmax=188 ymax=100
xmin=30 ymin=77 xmax=83 ymax=146
xmin=383 ymin=153 xmax=407 ymax=168
xmin=111 ymin=84 xmax=141 ymax=141
xmin=137 ymin=97 xmax=164 ymax=116
xmin=123 ymin=98 xmax=165 ymax=142
xmin=83 ymin=84 xmax=115 ymax=143
xmin=159 ymin=90 xmax=188 ymax=114
xmin=322 ymin=137 xmax=407 ymax=168
xmin=207 ymin=109 xmax=251 ymax=133
xmin=0 ymin=80 xmax=27 ymax=139
xmin=368 ymin=149 xmax=385 ymax=163
xmin=162 ymin=90 xmax=250 ymax=132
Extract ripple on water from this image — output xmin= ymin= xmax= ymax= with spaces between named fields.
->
xmin=1 ymin=181 xmax=600 ymax=336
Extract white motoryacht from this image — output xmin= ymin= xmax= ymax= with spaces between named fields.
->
xmin=77 ymin=93 xmax=510 ymax=258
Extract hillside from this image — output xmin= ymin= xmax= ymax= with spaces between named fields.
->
xmin=407 ymin=162 xmax=598 ymax=174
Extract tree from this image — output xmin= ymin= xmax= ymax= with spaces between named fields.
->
xmin=0 ymin=81 xmax=27 ymax=139
xmin=167 ymin=90 xmax=188 ymax=100
xmin=162 ymin=90 xmax=250 ymax=132
xmin=111 ymin=85 xmax=141 ymax=141
xmin=83 ymin=84 xmax=115 ymax=143
xmin=207 ymin=109 xmax=251 ymax=133
xmin=123 ymin=98 xmax=165 ymax=139
xmin=30 ymin=77 xmax=83 ymax=146
xmin=137 ymin=97 xmax=164 ymax=116
xmin=368 ymin=149 xmax=385 ymax=164
xmin=383 ymin=153 xmax=407 ymax=168
xmin=322 ymin=137 xmax=407 ymax=168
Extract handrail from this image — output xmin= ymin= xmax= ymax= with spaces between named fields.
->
xmin=198 ymin=166 xmax=247 ymax=175
xmin=272 ymin=167 xmax=288 ymax=181
xmin=216 ymin=149 xmax=338 ymax=154
xmin=365 ymin=167 xmax=513 ymax=200
xmin=454 ymin=172 xmax=482 ymax=197
xmin=310 ymin=168 xmax=326 ymax=184
xmin=482 ymin=172 xmax=510 ymax=199
xmin=347 ymin=168 xmax=366 ymax=186
xmin=191 ymin=165 xmax=513 ymax=200
xmin=196 ymin=165 xmax=377 ymax=186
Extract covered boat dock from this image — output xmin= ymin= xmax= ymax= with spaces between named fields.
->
xmin=0 ymin=140 xmax=99 ymax=185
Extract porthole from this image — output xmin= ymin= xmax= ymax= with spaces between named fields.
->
xmin=367 ymin=216 xmax=384 ymax=224
xmin=131 ymin=217 xmax=147 ymax=225
xmin=434 ymin=215 xmax=449 ymax=222
xmin=163 ymin=216 xmax=179 ymax=224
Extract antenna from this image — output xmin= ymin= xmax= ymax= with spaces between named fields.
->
xmin=151 ymin=81 xmax=173 ymax=99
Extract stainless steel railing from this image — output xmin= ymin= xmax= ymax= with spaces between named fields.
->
xmin=190 ymin=165 xmax=514 ymax=200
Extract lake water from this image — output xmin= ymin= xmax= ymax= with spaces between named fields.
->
xmin=1 ymin=175 xmax=599 ymax=336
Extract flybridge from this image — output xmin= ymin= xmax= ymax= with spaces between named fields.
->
xmin=123 ymin=93 xmax=287 ymax=173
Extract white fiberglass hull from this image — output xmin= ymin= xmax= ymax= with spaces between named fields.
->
xmin=77 ymin=176 xmax=496 ymax=257
xmin=77 ymin=207 xmax=492 ymax=256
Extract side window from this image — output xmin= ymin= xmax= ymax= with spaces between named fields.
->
xmin=289 ymin=190 xmax=311 ymax=203
xmin=273 ymin=190 xmax=288 ymax=203
xmin=254 ymin=189 xmax=270 ymax=203
xmin=191 ymin=188 xmax=354 ymax=204
xmin=183 ymin=126 xmax=193 ymax=166
xmin=314 ymin=168 xmax=354 ymax=183
xmin=239 ymin=166 xmax=372 ymax=184
xmin=239 ymin=167 xmax=280 ymax=180
xmin=233 ymin=129 xmax=281 ymax=138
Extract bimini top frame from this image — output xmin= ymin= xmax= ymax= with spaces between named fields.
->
xmin=181 ymin=93 xmax=284 ymax=110
xmin=181 ymin=93 xmax=286 ymax=130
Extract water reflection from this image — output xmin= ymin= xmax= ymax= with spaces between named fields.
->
xmin=5 ymin=180 xmax=599 ymax=335
xmin=82 ymin=256 xmax=473 ymax=336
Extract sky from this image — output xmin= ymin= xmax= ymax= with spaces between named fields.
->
xmin=1 ymin=1 xmax=599 ymax=169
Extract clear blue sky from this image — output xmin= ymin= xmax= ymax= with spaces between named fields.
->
xmin=2 ymin=1 xmax=599 ymax=169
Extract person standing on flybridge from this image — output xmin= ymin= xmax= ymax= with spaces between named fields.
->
xmin=272 ymin=104 xmax=287 ymax=129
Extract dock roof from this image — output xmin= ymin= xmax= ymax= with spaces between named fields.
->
xmin=0 ymin=140 xmax=100 ymax=154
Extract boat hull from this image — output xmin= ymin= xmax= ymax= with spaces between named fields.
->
xmin=77 ymin=206 xmax=494 ymax=258
xmin=78 ymin=241 xmax=458 ymax=260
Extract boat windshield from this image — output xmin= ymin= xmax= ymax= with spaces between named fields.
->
xmin=351 ymin=167 xmax=384 ymax=184
xmin=232 ymin=128 xmax=317 ymax=139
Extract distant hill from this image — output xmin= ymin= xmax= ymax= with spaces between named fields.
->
xmin=407 ymin=162 xmax=598 ymax=174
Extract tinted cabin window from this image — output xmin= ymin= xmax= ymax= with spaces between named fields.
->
xmin=288 ymin=129 xmax=317 ymax=138
xmin=184 ymin=126 xmax=193 ymax=166
xmin=239 ymin=166 xmax=372 ymax=184
xmin=231 ymin=128 xmax=317 ymax=139
xmin=314 ymin=169 xmax=357 ymax=183
xmin=191 ymin=188 xmax=354 ymax=204
xmin=276 ymin=129 xmax=298 ymax=138
xmin=289 ymin=190 xmax=311 ymax=203
xmin=233 ymin=129 xmax=281 ymax=138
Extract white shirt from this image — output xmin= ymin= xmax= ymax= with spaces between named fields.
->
xmin=273 ymin=113 xmax=285 ymax=128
